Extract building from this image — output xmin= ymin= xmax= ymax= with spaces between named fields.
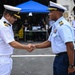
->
xmin=57 ymin=0 xmax=75 ymax=22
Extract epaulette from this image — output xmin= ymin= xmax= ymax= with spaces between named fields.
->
xmin=59 ymin=21 xmax=64 ymax=26
xmin=4 ymin=21 xmax=11 ymax=26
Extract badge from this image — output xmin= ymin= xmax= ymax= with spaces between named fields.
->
xmin=54 ymin=29 xmax=57 ymax=33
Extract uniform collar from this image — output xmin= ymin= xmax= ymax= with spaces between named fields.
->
xmin=1 ymin=16 xmax=12 ymax=26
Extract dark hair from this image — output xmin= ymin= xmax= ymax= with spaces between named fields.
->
xmin=3 ymin=9 xmax=17 ymax=16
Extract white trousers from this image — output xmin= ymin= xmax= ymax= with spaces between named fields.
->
xmin=0 ymin=56 xmax=12 ymax=75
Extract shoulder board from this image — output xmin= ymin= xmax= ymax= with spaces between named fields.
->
xmin=59 ymin=21 xmax=64 ymax=26
xmin=4 ymin=21 xmax=8 ymax=26
xmin=4 ymin=21 xmax=11 ymax=26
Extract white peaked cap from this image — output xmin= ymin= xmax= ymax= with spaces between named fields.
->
xmin=49 ymin=1 xmax=67 ymax=12
xmin=4 ymin=5 xmax=21 ymax=12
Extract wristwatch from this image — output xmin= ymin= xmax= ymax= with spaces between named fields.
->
xmin=69 ymin=64 xmax=74 ymax=68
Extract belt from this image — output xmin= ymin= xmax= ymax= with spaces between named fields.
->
xmin=56 ymin=52 xmax=67 ymax=56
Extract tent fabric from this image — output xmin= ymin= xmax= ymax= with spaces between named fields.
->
xmin=16 ymin=0 xmax=49 ymax=13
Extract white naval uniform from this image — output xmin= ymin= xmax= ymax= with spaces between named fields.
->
xmin=0 ymin=17 xmax=15 ymax=75
xmin=48 ymin=16 xmax=74 ymax=54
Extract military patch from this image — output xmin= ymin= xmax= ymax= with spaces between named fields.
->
xmin=59 ymin=21 xmax=63 ymax=26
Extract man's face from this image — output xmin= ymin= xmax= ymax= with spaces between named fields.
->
xmin=48 ymin=11 xmax=57 ymax=21
xmin=8 ymin=14 xmax=17 ymax=24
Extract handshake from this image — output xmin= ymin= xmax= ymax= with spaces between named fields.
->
xmin=26 ymin=44 xmax=36 ymax=52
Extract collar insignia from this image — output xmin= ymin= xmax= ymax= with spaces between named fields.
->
xmin=59 ymin=21 xmax=63 ymax=26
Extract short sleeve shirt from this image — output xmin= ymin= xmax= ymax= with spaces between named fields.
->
xmin=48 ymin=16 xmax=74 ymax=54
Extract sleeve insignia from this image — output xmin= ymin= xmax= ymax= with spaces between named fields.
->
xmin=59 ymin=21 xmax=63 ymax=26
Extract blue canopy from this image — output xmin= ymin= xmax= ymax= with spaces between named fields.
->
xmin=16 ymin=0 xmax=49 ymax=13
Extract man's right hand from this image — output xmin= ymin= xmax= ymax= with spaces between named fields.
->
xmin=27 ymin=44 xmax=36 ymax=52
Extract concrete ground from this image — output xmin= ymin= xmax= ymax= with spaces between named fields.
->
xmin=11 ymin=42 xmax=55 ymax=75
